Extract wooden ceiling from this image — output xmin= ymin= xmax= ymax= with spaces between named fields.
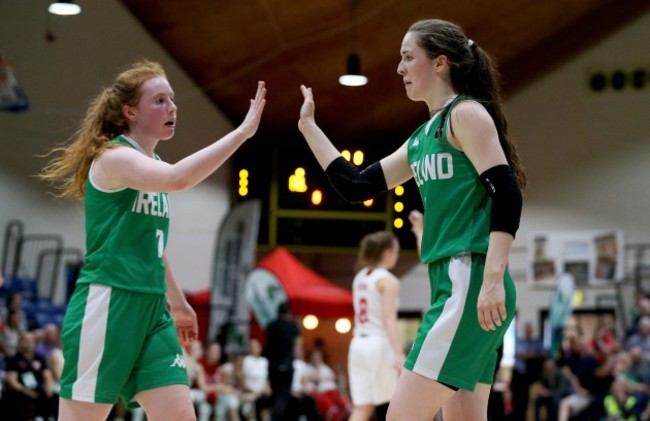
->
xmin=121 ymin=0 xmax=649 ymax=152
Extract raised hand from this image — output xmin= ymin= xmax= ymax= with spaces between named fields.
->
xmin=238 ymin=81 xmax=267 ymax=139
xmin=299 ymin=84 xmax=316 ymax=126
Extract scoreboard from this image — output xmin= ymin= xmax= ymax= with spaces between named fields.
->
xmin=233 ymin=141 xmax=421 ymax=253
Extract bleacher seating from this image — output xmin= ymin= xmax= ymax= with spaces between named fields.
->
xmin=1 ymin=219 xmax=82 ymax=329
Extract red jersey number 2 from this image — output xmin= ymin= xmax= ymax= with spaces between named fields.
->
xmin=358 ymin=297 xmax=368 ymax=324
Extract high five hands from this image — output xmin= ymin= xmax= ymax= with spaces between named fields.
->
xmin=238 ymin=81 xmax=267 ymax=139
xmin=298 ymin=85 xmax=316 ymax=128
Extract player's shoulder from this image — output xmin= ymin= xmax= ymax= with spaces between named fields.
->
xmin=380 ymin=271 xmax=400 ymax=286
xmin=449 ymin=99 xmax=496 ymax=143
xmin=451 ymin=99 xmax=490 ymax=121
xmin=100 ymin=142 xmax=136 ymax=157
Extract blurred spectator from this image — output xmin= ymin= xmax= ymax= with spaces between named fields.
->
xmin=531 ymin=357 xmax=571 ymax=421
xmin=289 ymin=337 xmax=321 ymax=421
xmin=185 ymin=340 xmax=212 ymax=421
xmin=200 ymin=340 xmax=227 ymax=418
xmin=624 ymin=316 xmax=650 ymax=361
xmin=613 ymin=351 xmax=642 ymax=384
xmin=312 ymin=337 xmax=329 ymax=365
xmin=603 ymin=380 xmax=637 ymax=421
xmin=216 ymin=354 xmax=242 ymax=421
xmin=308 ymin=349 xmax=351 ymax=421
xmin=0 ymin=307 xmax=27 ymax=356
xmin=1 ymin=293 xmax=27 ymax=324
xmin=610 ymin=350 xmax=650 ymax=420
xmin=241 ymin=338 xmax=270 ymax=420
xmin=4 ymin=330 xmax=58 ymax=420
xmin=626 ymin=293 xmax=650 ymax=340
xmin=34 ymin=323 xmax=61 ymax=363
xmin=590 ymin=321 xmax=619 ymax=364
xmin=628 ymin=346 xmax=650 ymax=384
xmin=263 ymin=301 xmax=300 ymax=421
xmin=511 ymin=321 xmax=546 ymax=420
xmin=557 ymin=337 xmax=613 ymax=421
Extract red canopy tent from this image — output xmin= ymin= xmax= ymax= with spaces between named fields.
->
xmin=255 ymin=247 xmax=353 ymax=318
xmin=251 ymin=247 xmax=354 ymax=362
xmin=186 ymin=247 xmax=353 ymax=342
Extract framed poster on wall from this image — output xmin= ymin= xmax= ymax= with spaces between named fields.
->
xmin=527 ymin=230 xmax=624 ymax=288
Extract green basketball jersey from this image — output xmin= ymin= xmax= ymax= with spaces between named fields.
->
xmin=407 ymin=96 xmax=490 ymax=263
xmin=78 ymin=135 xmax=170 ymax=294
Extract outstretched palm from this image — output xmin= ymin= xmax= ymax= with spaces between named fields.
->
xmin=299 ymin=85 xmax=315 ymax=121
xmin=238 ymin=81 xmax=267 ymax=139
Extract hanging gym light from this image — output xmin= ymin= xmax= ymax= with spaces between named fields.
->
xmin=339 ymin=53 xmax=368 ymax=87
xmin=48 ymin=1 xmax=82 ymax=16
xmin=339 ymin=0 xmax=367 ymax=87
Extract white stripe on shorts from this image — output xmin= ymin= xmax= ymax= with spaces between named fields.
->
xmin=412 ymin=254 xmax=471 ymax=378
xmin=72 ymin=283 xmax=111 ymax=402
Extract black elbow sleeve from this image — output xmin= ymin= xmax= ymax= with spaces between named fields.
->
xmin=325 ymin=156 xmax=388 ymax=204
xmin=480 ymin=164 xmax=522 ymax=238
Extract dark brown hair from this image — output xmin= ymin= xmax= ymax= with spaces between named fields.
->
xmin=408 ymin=19 xmax=526 ymax=189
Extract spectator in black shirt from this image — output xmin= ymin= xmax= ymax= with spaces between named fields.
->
xmin=4 ymin=330 xmax=58 ymax=420
xmin=264 ymin=301 xmax=300 ymax=421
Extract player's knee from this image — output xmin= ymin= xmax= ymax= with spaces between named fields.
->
xmin=169 ymin=406 xmax=197 ymax=421
xmin=145 ymin=403 xmax=196 ymax=421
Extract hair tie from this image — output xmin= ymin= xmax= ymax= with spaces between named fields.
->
xmin=468 ymin=39 xmax=477 ymax=49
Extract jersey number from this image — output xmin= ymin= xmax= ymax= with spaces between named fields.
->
xmin=358 ymin=297 xmax=368 ymax=324
xmin=156 ymin=229 xmax=164 ymax=258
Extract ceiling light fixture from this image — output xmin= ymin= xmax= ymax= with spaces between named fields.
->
xmin=339 ymin=53 xmax=368 ymax=87
xmin=339 ymin=0 xmax=367 ymax=87
xmin=48 ymin=1 xmax=81 ymax=16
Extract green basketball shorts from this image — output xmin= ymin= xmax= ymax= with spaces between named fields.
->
xmin=404 ymin=252 xmax=516 ymax=391
xmin=59 ymin=283 xmax=189 ymax=408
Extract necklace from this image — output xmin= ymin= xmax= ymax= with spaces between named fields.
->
xmin=429 ymin=95 xmax=458 ymax=118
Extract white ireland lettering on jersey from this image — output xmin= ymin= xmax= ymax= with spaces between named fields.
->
xmin=411 ymin=162 xmax=422 ymax=186
xmin=411 ymin=153 xmax=454 ymax=187
xmin=151 ymin=193 xmax=159 ymax=216
xmin=132 ymin=192 xmax=170 ymax=219
xmin=160 ymin=193 xmax=170 ymax=218
xmin=423 ymin=154 xmax=436 ymax=181
xmin=437 ymin=153 xmax=453 ymax=179
xmin=133 ymin=192 xmax=153 ymax=215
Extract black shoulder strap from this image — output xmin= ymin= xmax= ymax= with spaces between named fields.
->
xmin=434 ymin=96 xmax=464 ymax=142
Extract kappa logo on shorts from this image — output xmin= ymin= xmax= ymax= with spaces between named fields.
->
xmin=170 ymin=353 xmax=186 ymax=368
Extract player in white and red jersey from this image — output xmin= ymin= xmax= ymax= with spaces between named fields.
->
xmin=348 ymin=231 xmax=404 ymax=421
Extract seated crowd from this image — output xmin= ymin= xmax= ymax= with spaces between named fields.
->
xmin=165 ymin=337 xmax=350 ymax=421
xmin=0 ymin=290 xmax=351 ymax=421
xmin=11 ymin=289 xmax=650 ymax=421
xmin=517 ymin=292 xmax=650 ymax=421
xmin=0 ymin=292 xmax=61 ymax=421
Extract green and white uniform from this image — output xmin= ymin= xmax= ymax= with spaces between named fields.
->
xmin=59 ymin=135 xmax=188 ymax=407
xmin=404 ymin=96 xmax=516 ymax=391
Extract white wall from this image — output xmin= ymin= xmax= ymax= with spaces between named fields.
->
xmin=0 ymin=0 xmax=234 ymax=291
